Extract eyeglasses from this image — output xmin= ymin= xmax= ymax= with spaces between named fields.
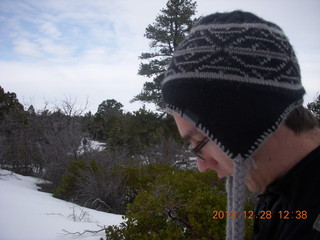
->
xmin=190 ymin=137 xmax=210 ymax=161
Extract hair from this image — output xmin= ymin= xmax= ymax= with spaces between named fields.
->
xmin=285 ymin=106 xmax=319 ymax=134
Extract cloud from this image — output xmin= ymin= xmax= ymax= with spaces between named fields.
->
xmin=1 ymin=0 xmax=319 ymax=113
xmin=80 ymin=46 xmax=111 ymax=63
xmin=0 ymin=59 xmax=145 ymax=113
xmin=39 ymin=21 xmax=61 ymax=39
xmin=12 ymin=36 xmax=75 ymax=61
xmin=13 ymin=38 xmax=42 ymax=57
xmin=36 ymin=38 xmax=75 ymax=58
xmin=299 ymin=53 xmax=320 ymax=104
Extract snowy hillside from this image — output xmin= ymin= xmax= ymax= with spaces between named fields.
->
xmin=0 ymin=170 xmax=123 ymax=240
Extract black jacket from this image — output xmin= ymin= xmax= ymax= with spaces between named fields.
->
xmin=252 ymin=146 xmax=320 ymax=240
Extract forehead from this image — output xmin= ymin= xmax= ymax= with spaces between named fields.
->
xmin=173 ymin=113 xmax=202 ymax=140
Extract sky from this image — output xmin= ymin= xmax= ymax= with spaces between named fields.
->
xmin=0 ymin=0 xmax=319 ymax=114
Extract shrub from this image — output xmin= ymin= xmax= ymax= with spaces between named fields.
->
xmin=53 ymin=159 xmax=90 ymax=200
xmin=53 ymin=161 xmax=175 ymax=214
xmin=54 ymin=162 xmax=255 ymax=238
xmin=105 ymin=169 xmax=229 ymax=239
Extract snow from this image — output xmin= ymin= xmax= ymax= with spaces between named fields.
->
xmin=0 ymin=169 xmax=123 ymax=240
xmin=77 ymin=139 xmax=106 ymax=155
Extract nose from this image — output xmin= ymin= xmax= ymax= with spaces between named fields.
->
xmin=197 ymin=160 xmax=207 ymax=172
xmin=197 ymin=155 xmax=218 ymax=172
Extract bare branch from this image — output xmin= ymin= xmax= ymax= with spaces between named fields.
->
xmin=62 ymin=226 xmax=105 ymax=236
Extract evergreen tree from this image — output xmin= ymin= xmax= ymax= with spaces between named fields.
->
xmin=132 ymin=0 xmax=198 ymax=109
xmin=307 ymin=93 xmax=320 ymax=122
xmin=97 ymin=99 xmax=124 ymax=117
xmin=90 ymin=99 xmax=125 ymax=141
xmin=0 ymin=86 xmax=24 ymax=120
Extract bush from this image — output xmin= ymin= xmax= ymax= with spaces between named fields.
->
xmin=53 ymin=159 xmax=92 ymax=200
xmin=54 ymin=162 xmax=254 ymax=238
xmin=53 ymin=158 xmax=127 ymax=213
xmin=106 ymin=169 xmax=229 ymax=239
xmin=53 ymin=161 xmax=176 ymax=214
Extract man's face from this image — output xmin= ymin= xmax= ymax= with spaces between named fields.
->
xmin=173 ymin=113 xmax=233 ymax=178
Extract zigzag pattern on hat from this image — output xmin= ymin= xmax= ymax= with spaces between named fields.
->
xmin=163 ymin=23 xmax=303 ymax=91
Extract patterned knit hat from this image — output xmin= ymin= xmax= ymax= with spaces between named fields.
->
xmin=161 ymin=11 xmax=305 ymax=240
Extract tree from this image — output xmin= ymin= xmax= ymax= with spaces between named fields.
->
xmin=105 ymin=106 xmax=187 ymax=165
xmin=96 ymin=99 xmax=124 ymax=117
xmin=132 ymin=0 xmax=198 ymax=109
xmin=0 ymin=87 xmax=33 ymax=174
xmin=88 ymin=99 xmax=124 ymax=141
xmin=0 ymin=86 xmax=24 ymax=120
xmin=307 ymin=93 xmax=320 ymax=122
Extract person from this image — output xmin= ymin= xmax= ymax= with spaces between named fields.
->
xmin=161 ymin=10 xmax=320 ymax=240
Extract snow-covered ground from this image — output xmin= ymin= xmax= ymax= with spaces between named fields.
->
xmin=77 ymin=139 xmax=106 ymax=155
xmin=0 ymin=169 xmax=123 ymax=240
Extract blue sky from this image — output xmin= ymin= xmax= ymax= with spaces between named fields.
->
xmin=1 ymin=0 xmax=319 ymax=113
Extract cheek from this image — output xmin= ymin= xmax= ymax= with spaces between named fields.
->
xmin=206 ymin=147 xmax=233 ymax=171
xmin=223 ymin=158 xmax=234 ymax=173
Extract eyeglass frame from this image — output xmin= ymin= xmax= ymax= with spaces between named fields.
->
xmin=190 ymin=137 xmax=210 ymax=161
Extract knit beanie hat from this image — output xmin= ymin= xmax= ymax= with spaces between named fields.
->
xmin=161 ymin=11 xmax=305 ymax=240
